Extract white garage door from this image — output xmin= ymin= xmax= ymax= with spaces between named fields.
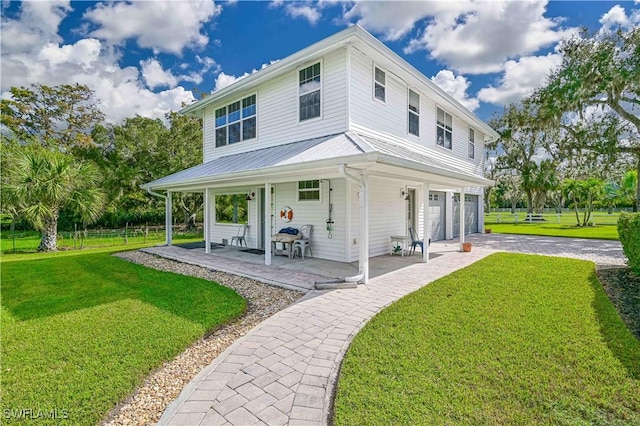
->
xmin=428 ymin=191 xmax=445 ymax=241
xmin=453 ymin=194 xmax=478 ymax=237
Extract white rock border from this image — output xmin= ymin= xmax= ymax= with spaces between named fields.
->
xmin=101 ymin=251 xmax=303 ymax=426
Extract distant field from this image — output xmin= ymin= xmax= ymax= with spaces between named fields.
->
xmin=484 ymin=211 xmax=620 ymax=240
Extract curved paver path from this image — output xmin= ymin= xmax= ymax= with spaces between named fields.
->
xmin=158 ymin=235 xmax=626 ymax=426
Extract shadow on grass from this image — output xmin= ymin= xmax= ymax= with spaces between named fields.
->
xmin=589 ymin=269 xmax=640 ymax=379
xmin=1 ymin=252 xmax=246 ymax=328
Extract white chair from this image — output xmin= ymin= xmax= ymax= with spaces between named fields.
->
xmin=292 ymin=224 xmax=313 ymax=260
xmin=231 ymin=225 xmax=247 ymax=249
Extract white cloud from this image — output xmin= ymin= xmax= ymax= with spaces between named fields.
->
xmin=141 ymin=59 xmax=178 ymax=90
xmin=83 ymin=0 xmax=221 ymax=55
xmin=1 ymin=35 xmax=195 ymax=124
xmin=214 ymin=71 xmax=250 ymax=92
xmin=477 ymin=53 xmax=562 ymax=106
xmin=344 ymin=0 xmax=575 ymax=74
xmin=1 ymin=0 xmax=72 ymax=55
xmin=285 ymin=4 xmax=322 ymax=25
xmin=430 ymin=70 xmax=479 ymax=111
xmin=213 ymin=61 xmax=279 ymax=92
xmin=599 ymin=4 xmax=640 ymax=32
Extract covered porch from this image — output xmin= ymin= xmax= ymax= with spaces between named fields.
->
xmin=141 ymin=241 xmax=453 ymax=291
xmin=142 ymin=132 xmax=492 ymax=285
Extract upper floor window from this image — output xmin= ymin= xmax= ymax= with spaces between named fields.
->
xmin=408 ymin=89 xmax=420 ymax=136
xmin=298 ymin=180 xmax=320 ymax=201
xmin=215 ymin=94 xmax=257 ymax=147
xmin=374 ymin=67 xmax=386 ymax=102
xmin=436 ymin=107 xmax=453 ymax=150
xmin=299 ymin=63 xmax=321 ymax=121
xmin=468 ymin=128 xmax=475 ymax=159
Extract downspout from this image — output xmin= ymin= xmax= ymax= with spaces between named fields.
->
xmin=339 ymin=164 xmax=367 ymax=284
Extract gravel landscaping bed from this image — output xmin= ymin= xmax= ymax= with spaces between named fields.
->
xmin=102 ymin=250 xmax=304 ymax=426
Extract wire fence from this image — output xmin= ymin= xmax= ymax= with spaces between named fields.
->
xmin=1 ymin=224 xmax=203 ymax=253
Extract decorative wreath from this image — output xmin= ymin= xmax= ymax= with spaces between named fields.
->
xmin=279 ymin=206 xmax=293 ymax=223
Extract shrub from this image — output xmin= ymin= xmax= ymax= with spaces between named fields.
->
xmin=618 ymin=213 xmax=640 ymax=276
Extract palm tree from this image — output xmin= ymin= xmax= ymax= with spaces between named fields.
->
xmin=2 ymin=145 xmax=106 ymax=251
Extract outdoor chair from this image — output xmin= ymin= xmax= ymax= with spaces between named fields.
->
xmin=408 ymin=226 xmax=425 ymax=255
xmin=231 ymin=225 xmax=247 ymax=249
xmin=292 ymin=224 xmax=313 ymax=260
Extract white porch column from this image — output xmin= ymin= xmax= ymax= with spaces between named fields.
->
xmin=204 ymin=188 xmax=211 ymax=254
xmin=165 ymin=191 xmax=172 ymax=246
xmin=422 ymin=183 xmax=430 ymax=263
xmin=361 ymin=174 xmax=370 ymax=283
xmin=264 ymin=183 xmax=272 ymax=266
xmin=459 ymin=188 xmax=466 ymax=251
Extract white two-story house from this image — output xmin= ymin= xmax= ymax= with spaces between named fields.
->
xmin=142 ymin=25 xmax=498 ymax=283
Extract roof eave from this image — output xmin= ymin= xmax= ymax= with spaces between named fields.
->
xmin=377 ymin=154 xmax=494 ymax=187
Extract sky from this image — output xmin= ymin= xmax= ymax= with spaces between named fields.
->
xmin=2 ymin=0 xmax=639 ymax=125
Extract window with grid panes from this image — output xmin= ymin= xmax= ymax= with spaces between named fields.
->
xmin=299 ymin=63 xmax=321 ymax=121
xmin=215 ymin=94 xmax=256 ymax=147
xmin=436 ymin=107 xmax=453 ymax=149
xmin=468 ymin=128 xmax=475 ymax=159
xmin=298 ymin=180 xmax=320 ymax=201
xmin=374 ymin=67 xmax=386 ymax=102
xmin=408 ymin=89 xmax=420 ymax=136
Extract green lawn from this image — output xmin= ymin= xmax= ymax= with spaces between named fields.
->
xmin=1 ymin=229 xmax=201 ymax=254
xmin=485 ymin=222 xmax=619 ymax=240
xmin=334 ymin=253 xmax=640 ymax=425
xmin=1 ymin=252 xmax=247 ymax=425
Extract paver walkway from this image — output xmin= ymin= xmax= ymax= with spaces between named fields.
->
xmin=157 ymin=235 xmax=626 ymax=425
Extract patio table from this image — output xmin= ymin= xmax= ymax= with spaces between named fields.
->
xmin=272 ymin=233 xmax=298 ymax=258
xmin=390 ymin=235 xmax=412 ymax=256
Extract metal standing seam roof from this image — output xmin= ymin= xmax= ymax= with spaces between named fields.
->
xmin=142 ymin=133 xmax=366 ymax=189
xmin=357 ymin=134 xmax=488 ymax=183
xmin=142 ymin=132 xmax=492 ymax=190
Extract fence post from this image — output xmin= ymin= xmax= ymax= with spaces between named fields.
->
xmin=125 ymin=222 xmax=128 ymax=245
xmin=144 ymin=222 xmax=148 ymax=244
xmin=557 ymin=213 xmax=561 ymax=224
xmin=74 ymin=224 xmax=77 ymax=250
xmin=497 ymin=213 xmax=501 ymax=224
xmin=514 ymin=214 xmax=518 ymax=224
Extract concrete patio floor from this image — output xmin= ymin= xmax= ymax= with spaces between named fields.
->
xmin=142 ymin=244 xmax=441 ymax=291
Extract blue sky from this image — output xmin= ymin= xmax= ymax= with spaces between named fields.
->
xmin=2 ymin=1 xmax=639 ymax=124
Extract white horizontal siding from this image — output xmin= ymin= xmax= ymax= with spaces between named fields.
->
xmin=203 ymin=49 xmax=348 ymax=162
xmin=349 ymin=45 xmax=487 ymax=177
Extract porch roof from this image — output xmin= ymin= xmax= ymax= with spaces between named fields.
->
xmin=142 ymin=131 xmax=492 ymax=191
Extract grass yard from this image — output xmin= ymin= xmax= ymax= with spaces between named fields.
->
xmin=333 ymin=253 xmax=640 ymax=425
xmin=1 ymin=252 xmax=247 ymax=425
xmin=485 ymin=222 xmax=619 ymax=240
xmin=1 ymin=229 xmax=202 ymax=254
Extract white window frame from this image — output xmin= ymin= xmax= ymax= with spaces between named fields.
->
xmin=468 ymin=128 xmax=476 ymax=159
xmin=408 ymin=88 xmax=420 ymax=137
xmin=297 ymin=179 xmax=322 ymax=202
xmin=436 ymin=106 xmax=453 ymax=150
xmin=298 ymin=61 xmax=322 ymax=122
xmin=373 ymin=65 xmax=386 ymax=103
xmin=214 ymin=93 xmax=257 ymax=148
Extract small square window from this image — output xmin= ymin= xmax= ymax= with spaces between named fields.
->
xmin=298 ymin=180 xmax=320 ymax=201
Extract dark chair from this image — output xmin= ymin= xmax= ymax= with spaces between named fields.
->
xmin=408 ymin=226 xmax=424 ymax=255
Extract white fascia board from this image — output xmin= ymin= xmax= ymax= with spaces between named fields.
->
xmin=180 ymin=26 xmax=360 ymax=117
xmin=377 ymin=153 xmax=494 ymax=187
xmin=143 ymin=152 xmax=377 ymax=191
